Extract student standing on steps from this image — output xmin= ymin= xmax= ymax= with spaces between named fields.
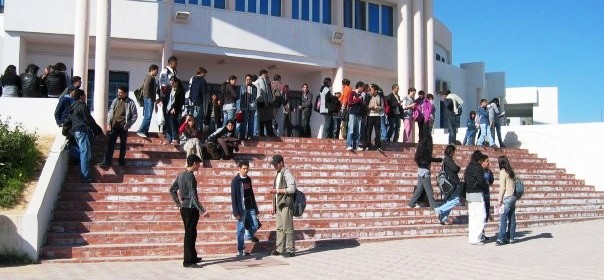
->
xmin=231 ymin=160 xmax=260 ymax=257
xmin=268 ymin=154 xmax=297 ymax=258
xmin=169 ymin=155 xmax=210 ymax=268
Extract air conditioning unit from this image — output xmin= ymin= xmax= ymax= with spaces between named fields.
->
xmin=436 ymin=80 xmax=450 ymax=93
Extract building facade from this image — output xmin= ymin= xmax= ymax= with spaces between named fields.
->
xmin=0 ymin=0 xmax=509 ymax=136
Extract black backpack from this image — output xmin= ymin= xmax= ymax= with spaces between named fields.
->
xmin=514 ymin=177 xmax=524 ymax=200
xmin=436 ymin=170 xmax=456 ymax=200
xmin=291 ymin=189 xmax=306 ymax=217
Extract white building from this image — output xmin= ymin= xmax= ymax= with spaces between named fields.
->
xmin=0 ymin=0 xmax=509 ymax=136
xmin=505 ymin=86 xmax=558 ymax=125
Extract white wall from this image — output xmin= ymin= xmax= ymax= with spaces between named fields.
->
xmin=533 ymin=87 xmax=558 ymax=125
xmin=433 ymin=123 xmax=604 ymax=191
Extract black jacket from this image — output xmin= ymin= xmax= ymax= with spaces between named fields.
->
xmin=230 ymin=175 xmax=259 ymax=217
xmin=69 ymin=101 xmax=103 ymax=136
xmin=162 ymin=87 xmax=185 ymax=116
xmin=442 ymin=155 xmax=461 ymax=186
xmin=204 ymin=101 xmax=223 ymax=124
xmin=47 ymin=70 xmax=67 ymax=96
xmin=464 ymin=161 xmax=487 ymax=193
xmin=20 ymin=73 xmax=41 ymax=97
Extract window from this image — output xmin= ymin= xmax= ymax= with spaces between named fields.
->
xmin=293 ymin=0 xmax=331 ymax=24
xmin=271 ymin=0 xmax=281 ymax=16
xmin=354 ymin=0 xmax=366 ymax=31
xmin=214 ymin=0 xmax=225 ymax=8
xmin=368 ymin=3 xmax=379 ymax=34
xmin=189 ymin=0 xmax=199 ymax=5
xmin=381 ymin=5 xmax=393 ymax=36
xmin=344 ymin=1 xmax=393 ymax=37
xmin=248 ymin=0 xmax=257 ymax=13
xmin=236 ymin=0 xmax=246 ymax=11
xmin=237 ymin=0 xmax=280 ymax=16
xmin=86 ymin=70 xmax=129 ymax=112
xmin=260 ymin=0 xmax=268 ymax=15
xmin=175 ymin=0 xmax=186 ymax=3
xmin=202 ymin=0 xmax=210 ymax=5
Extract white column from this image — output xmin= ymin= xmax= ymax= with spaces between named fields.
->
xmin=282 ymin=0 xmax=291 ymax=18
xmin=397 ymin=0 xmax=410 ymax=92
xmin=335 ymin=0 xmax=344 ymax=26
xmin=412 ymin=0 xmax=424 ymax=91
xmin=425 ymin=0 xmax=435 ymax=94
xmin=162 ymin=0 xmax=174 ymax=70
xmin=227 ymin=0 xmax=236 ymax=11
xmin=93 ymin=0 xmax=111 ymax=128
xmin=73 ymin=0 xmax=90 ymax=94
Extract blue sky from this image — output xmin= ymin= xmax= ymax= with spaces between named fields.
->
xmin=434 ymin=0 xmax=604 ymax=123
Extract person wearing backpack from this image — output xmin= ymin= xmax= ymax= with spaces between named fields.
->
xmin=441 ymin=90 xmax=462 ymax=145
xmin=496 ymin=155 xmax=517 ymax=246
xmin=434 ymin=145 xmax=462 ymax=225
xmin=268 ymin=154 xmax=297 ymax=258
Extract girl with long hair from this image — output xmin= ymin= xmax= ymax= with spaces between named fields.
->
xmin=496 ymin=155 xmax=517 ymax=245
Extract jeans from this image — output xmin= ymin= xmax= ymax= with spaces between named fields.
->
xmin=464 ymin=130 xmax=477 ymax=146
xmin=435 ymin=196 xmax=460 ymax=223
xmin=497 ymin=196 xmax=517 ymax=243
xmin=74 ymin=130 xmax=92 ymax=180
xmin=137 ymin=97 xmax=153 ymax=134
xmin=191 ymin=105 xmax=204 ymax=132
xmin=236 ymin=209 xmax=259 ymax=253
xmin=104 ymin=125 xmax=128 ymax=164
xmin=321 ymin=113 xmax=334 ymax=138
xmin=223 ymin=103 xmax=236 ymax=127
xmin=477 ymin=123 xmax=495 ymax=146
xmin=447 ymin=115 xmax=458 ymax=144
xmin=253 ymin=110 xmax=260 ymax=137
xmin=180 ymin=207 xmax=200 ymax=265
xmin=346 ymin=113 xmax=361 ymax=148
xmin=165 ymin=112 xmax=179 ymax=143
xmin=492 ymin=119 xmax=505 ymax=146
xmin=238 ymin=110 xmax=255 ymax=139
xmin=380 ymin=115 xmax=388 ymax=140
xmin=386 ymin=115 xmax=400 ymax=142
xmin=301 ymin=110 xmax=312 ymax=138
xmin=366 ymin=116 xmax=382 ymax=149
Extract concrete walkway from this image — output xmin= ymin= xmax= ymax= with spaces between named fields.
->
xmin=3 ymin=219 xmax=603 ymax=280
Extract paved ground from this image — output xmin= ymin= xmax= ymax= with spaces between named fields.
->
xmin=2 ymin=219 xmax=604 ymax=280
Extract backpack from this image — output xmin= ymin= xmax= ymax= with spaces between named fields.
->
xmin=272 ymin=86 xmax=284 ymax=107
xmin=291 ymin=189 xmax=306 ymax=217
xmin=455 ymin=100 xmax=463 ymax=116
xmin=436 ymin=170 xmax=456 ymax=200
xmin=201 ymin=142 xmax=222 ymax=160
xmin=61 ymin=116 xmax=72 ymax=136
xmin=133 ymin=86 xmax=144 ymax=107
xmin=513 ymin=178 xmax=524 ymax=200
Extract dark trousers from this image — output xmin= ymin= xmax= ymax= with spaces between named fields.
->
xmin=258 ymin=120 xmax=275 ymax=136
xmin=300 ymin=110 xmax=312 ymax=138
xmin=366 ymin=116 xmax=382 ymax=149
xmin=217 ymin=137 xmax=238 ymax=159
xmin=386 ymin=115 xmax=401 ymax=142
xmin=104 ymin=124 xmax=128 ymax=164
xmin=180 ymin=207 xmax=200 ymax=265
xmin=447 ymin=115 xmax=459 ymax=144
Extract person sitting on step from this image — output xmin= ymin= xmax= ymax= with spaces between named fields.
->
xmin=206 ymin=119 xmax=240 ymax=160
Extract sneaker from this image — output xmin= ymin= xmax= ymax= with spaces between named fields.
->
xmin=377 ymin=147 xmax=383 ymax=152
xmin=97 ymin=162 xmax=111 ymax=167
xmin=356 ymin=147 xmax=364 ymax=151
xmin=183 ymin=263 xmax=202 ymax=268
xmin=248 ymin=236 xmax=259 ymax=243
xmin=194 ymin=257 xmax=202 ymax=263
xmin=237 ymin=251 xmax=251 ymax=257
xmin=495 ymin=241 xmax=505 ymax=246
xmin=346 ymin=146 xmax=353 ymax=151
xmin=136 ymin=132 xmax=147 ymax=138
xmin=282 ymin=252 xmax=295 ymax=258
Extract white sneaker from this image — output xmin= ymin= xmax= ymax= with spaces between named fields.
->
xmin=356 ymin=147 xmax=364 ymax=151
xmin=136 ymin=132 xmax=147 ymax=138
xmin=346 ymin=146 xmax=353 ymax=151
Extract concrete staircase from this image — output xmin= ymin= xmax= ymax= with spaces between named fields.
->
xmin=40 ymin=133 xmax=604 ymax=262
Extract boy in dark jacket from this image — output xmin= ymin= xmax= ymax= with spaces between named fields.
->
xmin=231 ymin=160 xmax=260 ymax=256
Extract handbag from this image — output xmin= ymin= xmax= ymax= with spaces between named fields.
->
xmin=154 ymin=103 xmax=165 ymax=126
xmin=234 ymin=111 xmax=244 ymax=123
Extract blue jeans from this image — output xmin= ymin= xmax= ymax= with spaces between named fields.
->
xmin=447 ymin=115 xmax=458 ymax=144
xmin=238 ymin=110 xmax=255 ymax=139
xmin=477 ymin=123 xmax=495 ymax=146
xmin=346 ymin=113 xmax=361 ymax=148
xmin=498 ymin=196 xmax=517 ymax=243
xmin=386 ymin=115 xmax=400 ymax=142
xmin=137 ymin=98 xmax=153 ymax=134
xmin=223 ymin=104 xmax=236 ymax=127
xmin=464 ymin=129 xmax=477 ymax=146
xmin=104 ymin=125 xmax=128 ymax=164
xmin=435 ymin=196 xmax=460 ymax=223
xmin=165 ymin=112 xmax=179 ymax=143
xmin=74 ymin=130 xmax=92 ymax=180
xmin=380 ymin=115 xmax=388 ymax=140
xmin=236 ymin=209 xmax=259 ymax=253
xmin=191 ymin=105 xmax=204 ymax=132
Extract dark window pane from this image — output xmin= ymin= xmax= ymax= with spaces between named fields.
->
xmin=214 ymin=0 xmax=225 ymax=9
xmin=301 ymin=0 xmax=309 ymax=21
xmin=322 ymin=0 xmax=331 ymax=24
xmin=344 ymin=0 xmax=352 ymax=28
xmin=312 ymin=0 xmax=320 ymax=22
xmin=175 ymin=0 xmax=186 ymax=4
xmin=368 ymin=3 xmax=379 ymax=33
xmin=236 ymin=0 xmax=246 ymax=11
xmin=355 ymin=0 xmax=366 ymax=31
xmin=381 ymin=5 xmax=393 ymax=36
xmin=189 ymin=0 xmax=199 ymax=5
xmin=271 ymin=0 xmax=281 ymax=16
xmin=200 ymin=0 xmax=210 ymax=5
xmin=86 ymin=70 xmax=129 ymax=112
xmin=292 ymin=0 xmax=299 ymax=19
xmin=249 ymin=0 xmax=257 ymax=12
xmin=260 ymin=0 xmax=268 ymax=14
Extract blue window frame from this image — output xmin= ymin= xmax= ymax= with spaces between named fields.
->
xmin=292 ymin=0 xmax=299 ymax=19
xmin=201 ymin=0 xmax=210 ymax=6
xmin=301 ymin=0 xmax=310 ymax=21
xmin=344 ymin=0 xmax=353 ymax=28
xmin=248 ymin=0 xmax=257 ymax=12
xmin=260 ymin=0 xmax=268 ymax=15
xmin=236 ymin=0 xmax=245 ymax=11
xmin=214 ymin=0 xmax=225 ymax=8
xmin=322 ymin=0 xmax=331 ymax=24
xmin=271 ymin=0 xmax=281 ymax=16
xmin=312 ymin=0 xmax=320 ymax=23
xmin=381 ymin=5 xmax=393 ymax=36
xmin=189 ymin=0 xmax=199 ymax=5
xmin=368 ymin=3 xmax=379 ymax=34
xmin=354 ymin=0 xmax=366 ymax=31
